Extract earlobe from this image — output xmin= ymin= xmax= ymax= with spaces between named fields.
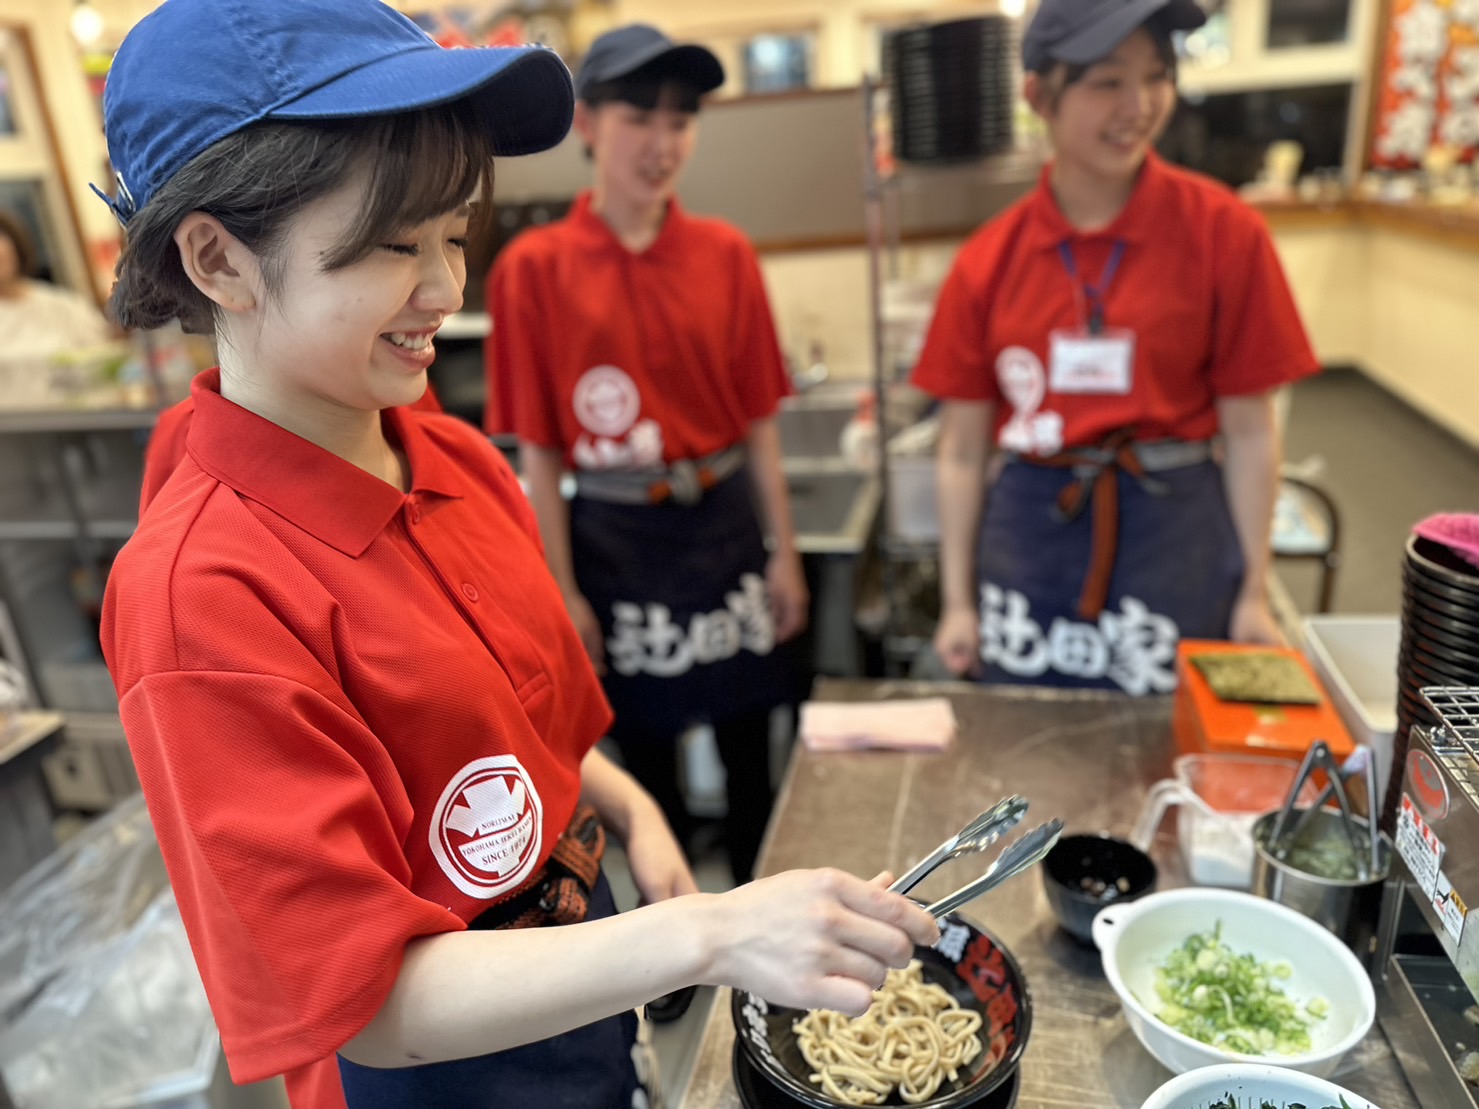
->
xmin=173 ymin=213 xmax=258 ymax=313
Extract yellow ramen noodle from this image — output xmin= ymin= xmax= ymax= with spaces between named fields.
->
xmin=792 ymin=960 xmax=985 ymax=1105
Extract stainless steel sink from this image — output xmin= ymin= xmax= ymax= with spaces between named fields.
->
xmin=786 ymin=465 xmax=879 ymax=555
xmin=777 ymin=401 xmax=854 ymax=460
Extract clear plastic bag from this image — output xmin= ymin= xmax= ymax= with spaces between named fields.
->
xmin=0 ymin=796 xmax=217 ymax=1108
xmin=0 ymin=795 xmax=167 ymax=1023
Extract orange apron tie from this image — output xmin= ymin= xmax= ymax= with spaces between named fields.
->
xmin=1032 ymin=429 xmax=1152 ymax=623
xmin=479 ymin=804 xmax=607 ymax=931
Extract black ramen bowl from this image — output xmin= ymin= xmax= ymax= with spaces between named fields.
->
xmin=730 ymin=912 xmax=1030 ymax=1108
xmin=731 ymin=1041 xmax=1022 ymax=1109
xmin=1041 ymin=833 xmax=1158 ymax=946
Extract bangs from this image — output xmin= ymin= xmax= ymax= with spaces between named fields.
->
xmin=323 ymin=103 xmax=496 ymax=270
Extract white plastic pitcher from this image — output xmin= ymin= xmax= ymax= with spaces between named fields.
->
xmin=1131 ymin=753 xmax=1315 ymax=888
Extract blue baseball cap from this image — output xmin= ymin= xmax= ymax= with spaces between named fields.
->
xmin=574 ymin=24 xmax=724 ymax=102
xmin=95 ymin=0 xmax=574 ymax=225
xmin=1022 ymin=0 xmax=1207 ymax=73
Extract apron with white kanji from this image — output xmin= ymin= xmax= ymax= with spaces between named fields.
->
xmin=975 ymin=455 xmax=1245 ymax=694
xmin=570 ymin=470 xmax=796 ymax=735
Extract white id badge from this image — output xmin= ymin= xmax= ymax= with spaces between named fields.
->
xmin=1048 ymin=328 xmax=1135 ymax=395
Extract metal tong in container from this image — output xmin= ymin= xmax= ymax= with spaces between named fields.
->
xmin=1266 ymin=740 xmax=1374 ymax=881
xmin=887 ymin=795 xmax=1029 ymax=897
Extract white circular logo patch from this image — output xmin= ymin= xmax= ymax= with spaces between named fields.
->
xmin=573 ymin=365 xmax=641 ymax=438
xmin=429 ymin=755 xmax=544 ymax=900
xmin=996 ymin=346 xmax=1046 ymax=415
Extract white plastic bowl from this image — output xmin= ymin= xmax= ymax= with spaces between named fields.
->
xmin=1092 ymin=888 xmax=1376 ymax=1079
xmin=1143 ymin=1062 xmax=1383 ymax=1108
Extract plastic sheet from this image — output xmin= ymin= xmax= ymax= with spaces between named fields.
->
xmin=0 ymin=795 xmax=217 ymax=1107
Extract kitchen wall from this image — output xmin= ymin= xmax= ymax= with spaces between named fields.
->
xmin=12 ymin=0 xmax=1478 ymax=449
xmin=579 ymin=0 xmax=1007 ymax=93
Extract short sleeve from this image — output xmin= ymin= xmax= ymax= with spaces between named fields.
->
xmin=729 ymin=241 xmax=791 ymax=421
xmin=910 ymin=255 xmax=1001 ymax=403
xmin=1207 ymin=205 xmax=1321 ymax=397
xmin=119 ymin=667 xmax=461 ymax=1084
xmin=484 ymin=248 xmax=563 ymax=444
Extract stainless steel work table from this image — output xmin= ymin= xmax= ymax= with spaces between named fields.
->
xmin=679 ymin=679 xmax=1419 ymax=1109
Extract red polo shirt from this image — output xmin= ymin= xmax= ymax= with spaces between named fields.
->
xmin=102 ymin=371 xmax=610 ymax=1109
xmin=912 ymin=153 xmax=1319 ymax=451
xmin=484 ymin=192 xmax=790 ymax=469
xmin=139 ymin=384 xmax=443 ymax=516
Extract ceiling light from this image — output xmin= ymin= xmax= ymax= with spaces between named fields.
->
xmin=70 ymin=2 xmax=104 ymax=47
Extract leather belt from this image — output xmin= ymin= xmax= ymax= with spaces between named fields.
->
xmin=573 ymin=445 xmax=746 ymax=506
xmin=1014 ymin=433 xmax=1216 ymax=622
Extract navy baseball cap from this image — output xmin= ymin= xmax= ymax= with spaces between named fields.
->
xmin=1022 ymin=0 xmax=1207 ymax=73
xmin=95 ymin=0 xmax=574 ymax=225
xmin=574 ymin=24 xmax=724 ymax=101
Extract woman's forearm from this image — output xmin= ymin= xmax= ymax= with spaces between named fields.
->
xmin=744 ymin=415 xmax=798 ymax=556
xmin=340 ymin=895 xmax=715 ymax=1067
xmin=579 ymin=745 xmax=654 ymax=842
xmin=1217 ymin=392 xmax=1281 ymax=600
xmin=937 ymin=402 xmax=995 ymax=612
xmin=340 ymin=866 xmax=940 ymax=1069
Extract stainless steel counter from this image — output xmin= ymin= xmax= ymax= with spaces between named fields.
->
xmin=680 ymin=679 xmax=1420 ymax=1109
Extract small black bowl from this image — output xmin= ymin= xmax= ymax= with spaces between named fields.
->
xmin=731 ymin=912 xmax=1030 ymax=1107
xmin=1041 ymin=833 xmax=1157 ymax=946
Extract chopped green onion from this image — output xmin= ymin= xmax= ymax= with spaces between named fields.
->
xmin=1150 ymin=922 xmax=1328 ymax=1057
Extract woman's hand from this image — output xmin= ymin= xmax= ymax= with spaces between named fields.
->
xmin=767 ymin=548 xmax=810 ymax=643
xmin=1229 ymin=592 xmax=1286 ymax=646
xmin=703 ymin=869 xmax=939 ymax=1016
xmin=563 ymin=590 xmax=606 ymax=676
xmin=933 ymin=604 xmax=981 ymax=677
xmin=624 ymin=800 xmax=699 ymax=904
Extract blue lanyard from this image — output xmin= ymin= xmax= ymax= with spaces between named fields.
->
xmin=1057 ymin=241 xmax=1125 ymax=336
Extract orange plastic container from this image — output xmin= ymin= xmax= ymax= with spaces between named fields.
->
xmin=1172 ymin=640 xmax=1354 ymax=763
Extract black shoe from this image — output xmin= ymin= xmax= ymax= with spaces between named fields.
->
xmin=646 ymin=984 xmax=697 ymax=1024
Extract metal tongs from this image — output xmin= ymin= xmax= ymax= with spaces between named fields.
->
xmin=1266 ymin=739 xmax=1374 ymax=881
xmin=887 ymin=795 xmax=1030 ymax=897
xmin=923 ymin=818 xmax=1065 ymax=919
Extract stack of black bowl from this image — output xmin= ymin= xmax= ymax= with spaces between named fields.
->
xmin=1383 ymin=532 xmax=1479 ymax=829
xmin=884 ymin=16 xmax=1015 ymax=165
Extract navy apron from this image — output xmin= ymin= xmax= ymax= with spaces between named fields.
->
xmin=975 ymin=458 xmax=1244 ymax=694
xmin=336 ymin=873 xmax=646 ymax=1109
xmin=569 ymin=470 xmax=795 ymax=735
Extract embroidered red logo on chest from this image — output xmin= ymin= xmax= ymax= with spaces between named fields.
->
xmin=429 ymin=756 xmax=545 ymax=899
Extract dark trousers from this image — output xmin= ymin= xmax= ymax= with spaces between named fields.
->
xmin=612 ymin=708 xmax=776 ymax=885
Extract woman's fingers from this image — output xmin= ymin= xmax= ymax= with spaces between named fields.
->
xmin=715 ymin=868 xmax=940 ymax=1012
xmin=809 ymin=975 xmax=883 ymax=1018
xmin=833 ymin=872 xmax=940 ymax=949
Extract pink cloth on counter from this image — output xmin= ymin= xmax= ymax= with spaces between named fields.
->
xmin=799 ymin=698 xmax=958 ymax=753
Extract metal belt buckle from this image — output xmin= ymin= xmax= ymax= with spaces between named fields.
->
xmin=667 ymin=459 xmax=704 ymax=506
